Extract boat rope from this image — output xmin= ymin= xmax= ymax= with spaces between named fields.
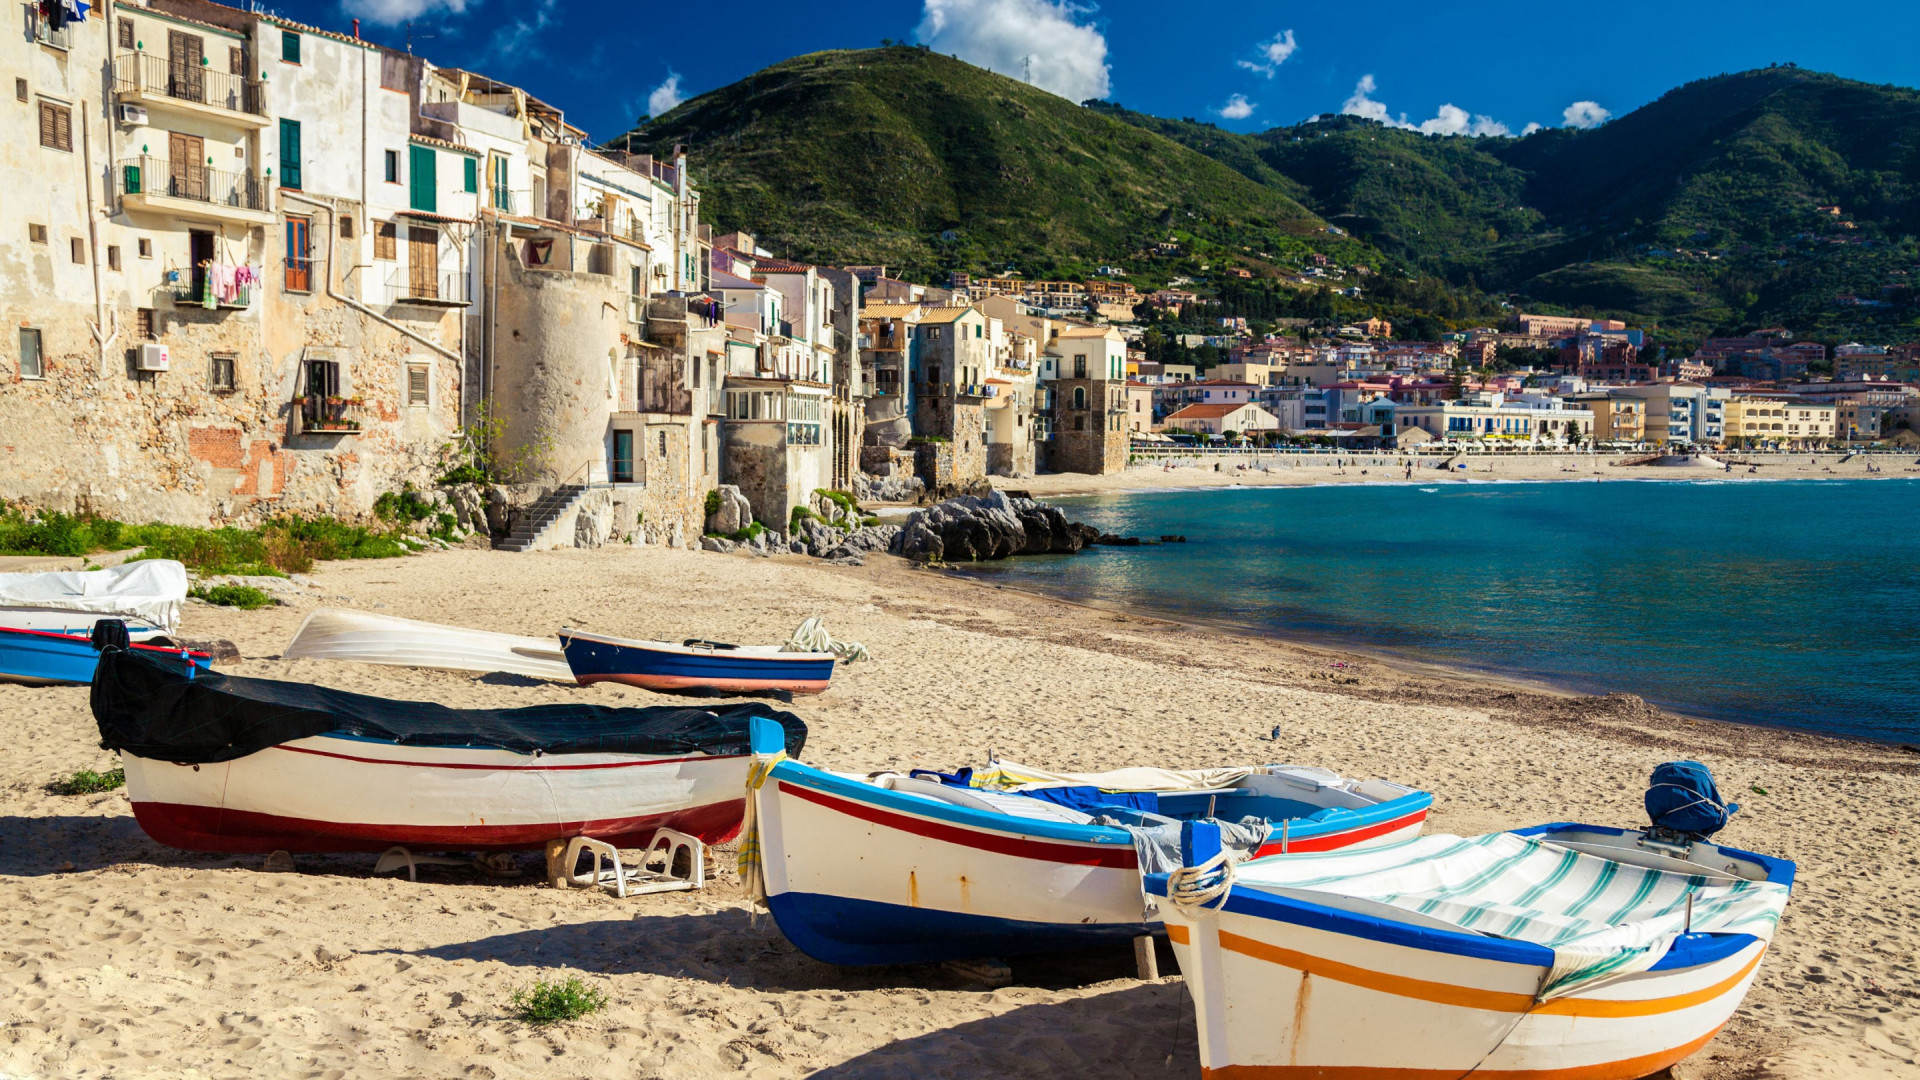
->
xmin=1167 ymin=850 xmax=1236 ymax=913
xmin=737 ymin=751 xmax=787 ymax=909
xmin=782 ymin=617 xmax=870 ymax=662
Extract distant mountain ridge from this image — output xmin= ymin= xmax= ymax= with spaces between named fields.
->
xmin=628 ymin=55 xmax=1920 ymax=342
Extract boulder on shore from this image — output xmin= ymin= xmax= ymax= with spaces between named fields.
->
xmin=894 ymin=490 xmax=1092 ymax=562
xmin=705 ymin=485 xmax=753 ymax=536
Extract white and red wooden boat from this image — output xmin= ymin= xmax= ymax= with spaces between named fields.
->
xmin=89 ymin=628 xmax=806 ymax=855
xmin=740 ymin=717 xmax=1430 ymax=965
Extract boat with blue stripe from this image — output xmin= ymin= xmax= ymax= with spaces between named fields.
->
xmin=740 ymin=716 xmax=1432 ymax=966
xmin=0 ymin=626 xmax=213 ymax=685
xmin=559 ymin=628 xmax=836 ymax=695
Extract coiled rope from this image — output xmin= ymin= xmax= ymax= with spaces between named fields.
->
xmin=1166 ymin=850 xmax=1236 ymax=913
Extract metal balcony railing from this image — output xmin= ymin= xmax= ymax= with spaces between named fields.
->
xmin=118 ymin=156 xmax=266 ymax=212
xmin=114 ymin=51 xmax=264 ymax=116
xmin=172 ymin=280 xmax=254 ymax=309
xmin=296 ymin=395 xmax=361 ymax=433
xmin=372 ymin=268 xmax=469 ymax=306
xmin=487 ymin=184 xmax=519 ymax=214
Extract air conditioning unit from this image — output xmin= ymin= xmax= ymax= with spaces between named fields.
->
xmin=118 ymin=104 xmax=148 ymax=126
xmin=135 ymin=343 xmax=171 ymax=372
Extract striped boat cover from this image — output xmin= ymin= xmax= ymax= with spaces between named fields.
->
xmin=1234 ymin=832 xmax=1790 ymax=998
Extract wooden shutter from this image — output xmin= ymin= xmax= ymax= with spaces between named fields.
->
xmin=168 ymin=133 xmax=205 ymax=199
xmin=408 ymin=225 xmax=438 ymax=298
xmin=374 ymin=221 xmax=396 ymax=260
xmin=230 ymin=47 xmax=243 ymax=75
xmin=168 ymin=31 xmax=205 ymax=103
xmin=407 ymin=367 xmax=429 ymax=405
xmin=278 ymin=119 xmax=301 ymax=189
xmin=118 ymin=19 xmax=133 ymax=49
xmin=408 ymin=145 xmax=436 ymax=213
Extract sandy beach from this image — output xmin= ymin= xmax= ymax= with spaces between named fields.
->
xmin=999 ymin=450 xmax=1919 ymax=497
xmin=2 ymin=543 xmax=1916 ymax=1079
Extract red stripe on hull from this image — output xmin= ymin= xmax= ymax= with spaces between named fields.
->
xmin=128 ymin=797 xmax=747 ymax=854
xmin=779 ymin=781 xmax=1141 ymax=868
xmin=577 ymin=673 xmax=830 ymax=694
xmin=1250 ymin=808 xmax=1429 ymax=857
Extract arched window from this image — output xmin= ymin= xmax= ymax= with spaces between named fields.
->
xmin=1073 ymin=386 xmax=1087 ymax=410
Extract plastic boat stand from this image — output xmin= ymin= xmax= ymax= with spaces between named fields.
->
xmin=547 ymin=829 xmax=706 ymax=898
xmin=372 ymin=846 xmax=510 ymax=882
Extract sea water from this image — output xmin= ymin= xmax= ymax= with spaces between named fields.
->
xmin=964 ymin=478 xmax=1920 ymax=743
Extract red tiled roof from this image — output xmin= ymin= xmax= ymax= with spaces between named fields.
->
xmin=1166 ymin=403 xmax=1258 ymax=419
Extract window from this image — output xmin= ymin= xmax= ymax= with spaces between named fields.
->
xmin=339 ymin=215 xmax=354 ymax=239
xmin=18 ymin=329 xmax=44 ymax=379
xmin=38 ymin=101 xmax=72 ymax=152
xmin=463 ymin=157 xmax=477 ymax=194
xmin=209 ymin=353 xmax=236 ymax=391
xmin=117 ymin=20 xmax=133 ymax=49
xmin=407 ymin=365 xmax=429 ymax=406
xmin=281 ymin=29 xmax=301 ymax=64
xmin=28 ymin=224 xmax=46 ymax=244
xmin=138 ymin=238 xmax=152 ymax=258
xmin=373 ymin=221 xmax=396 ymax=260
xmin=1073 ymin=386 xmax=1087 ymax=410
xmin=13 ymin=78 xmax=24 ymax=102
xmin=927 ymin=326 xmax=942 ymax=339
xmin=284 ymin=216 xmax=312 ymax=292
xmin=278 ymin=119 xmax=301 ymax=189
xmin=657 ymin=430 xmax=666 ymax=456
xmin=229 ymin=46 xmax=243 ymax=76
xmin=136 ymin=308 xmax=155 ymax=340
xmin=384 ymin=149 xmax=399 ymax=184
xmin=70 ymin=237 xmax=84 ymax=264
xmin=107 ymin=245 xmax=120 ymax=271
xmin=408 ymin=145 xmax=436 ymax=213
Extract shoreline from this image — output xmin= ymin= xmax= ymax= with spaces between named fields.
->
xmin=1 ymin=545 xmax=1914 ymax=1077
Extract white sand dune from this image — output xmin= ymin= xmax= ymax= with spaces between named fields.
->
xmin=1 ymin=545 xmax=1914 ymax=1078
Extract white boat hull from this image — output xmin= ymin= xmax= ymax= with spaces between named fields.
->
xmin=122 ymin=734 xmax=750 ymax=853
xmin=283 ymin=608 xmax=573 ymax=683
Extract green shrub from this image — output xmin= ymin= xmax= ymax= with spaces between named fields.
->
xmin=859 ymin=515 xmax=881 ymax=528
xmin=51 ymin=766 xmax=124 ymax=795
xmin=0 ymin=509 xmax=413 ymax=575
xmin=789 ymin=505 xmax=818 ymax=532
xmin=704 ymin=489 xmax=722 ymax=517
xmin=190 ymin=583 xmax=275 ymax=609
xmin=509 ymin=977 xmax=608 ymax=1026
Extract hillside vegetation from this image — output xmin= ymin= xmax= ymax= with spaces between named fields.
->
xmin=627 ymin=55 xmax=1920 ymax=343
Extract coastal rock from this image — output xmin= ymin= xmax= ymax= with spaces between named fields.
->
xmin=700 ymin=536 xmax=735 ymax=554
xmin=896 ymin=493 xmax=1105 ymax=561
xmin=820 ymin=545 xmax=866 ymax=566
xmin=445 ymin=484 xmax=486 ymax=533
xmin=706 ymin=485 xmax=753 ymax=536
xmin=483 ymin=485 xmax=512 ymax=537
xmin=838 ymin=524 xmax=900 ymax=553
xmin=853 ymin=471 xmax=926 ymax=504
xmin=789 ymin=539 xmax=808 ymax=555
xmin=802 ymin=520 xmax=846 ymax=552
xmin=573 ymin=489 xmax=613 ymax=549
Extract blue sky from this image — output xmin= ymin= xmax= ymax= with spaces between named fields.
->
xmin=284 ymin=1 xmax=1919 ymax=143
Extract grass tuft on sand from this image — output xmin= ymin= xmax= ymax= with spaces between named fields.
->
xmin=509 ymin=977 xmax=608 ymax=1026
xmin=50 ymin=766 xmax=125 ymax=796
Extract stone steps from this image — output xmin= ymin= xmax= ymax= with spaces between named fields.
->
xmin=493 ymin=485 xmax=589 ymax=552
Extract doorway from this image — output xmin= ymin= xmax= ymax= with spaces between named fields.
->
xmin=168 ymin=131 xmax=206 ymax=200
xmin=408 ymin=224 xmax=438 ymax=299
xmin=610 ymin=430 xmax=634 ymax=483
xmin=187 ymin=229 xmax=214 ymax=303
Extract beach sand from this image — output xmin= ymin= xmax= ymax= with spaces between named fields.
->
xmin=2 ymin=544 xmax=1915 ymax=1078
xmin=1000 ymin=450 xmax=1918 ymax=498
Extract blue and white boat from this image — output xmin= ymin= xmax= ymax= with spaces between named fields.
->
xmin=559 ymin=628 xmax=836 ymax=695
xmin=0 ymin=561 xmax=188 ymax=644
xmin=1147 ymin=762 xmax=1792 ymax=1079
xmin=738 ymin=717 xmax=1432 ymax=965
xmin=0 ymin=626 xmax=213 ymax=685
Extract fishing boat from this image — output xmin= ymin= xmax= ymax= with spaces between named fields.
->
xmin=0 ymin=625 xmax=212 ymax=685
xmin=0 ymin=560 xmax=188 ymax=643
xmin=559 ymin=627 xmax=837 ymax=694
xmin=1148 ymin=762 xmax=1792 ymax=1080
xmin=284 ymin=607 xmax=574 ymax=683
xmin=89 ymin=624 xmax=807 ymax=854
xmin=739 ymin=717 xmax=1432 ymax=966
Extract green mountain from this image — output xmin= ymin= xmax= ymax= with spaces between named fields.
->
xmin=617 ymin=47 xmax=1356 ymax=283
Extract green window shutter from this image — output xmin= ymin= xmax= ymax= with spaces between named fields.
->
xmin=281 ymin=30 xmax=300 ymax=63
xmin=278 ymin=119 xmax=301 ymax=189
xmin=463 ymin=157 xmax=477 ymax=194
xmin=409 ymin=145 xmax=436 ymax=213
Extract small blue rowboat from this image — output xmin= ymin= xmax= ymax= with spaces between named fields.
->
xmin=0 ymin=626 xmax=214 ymax=685
xmin=559 ymin=628 xmax=836 ymax=695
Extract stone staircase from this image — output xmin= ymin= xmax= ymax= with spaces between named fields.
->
xmin=493 ymin=485 xmax=589 ymax=552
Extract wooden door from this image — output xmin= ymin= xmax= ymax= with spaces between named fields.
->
xmin=408 ymin=225 xmax=438 ymax=299
xmin=168 ymin=132 xmax=205 ymax=200
xmin=168 ymin=31 xmax=204 ymax=103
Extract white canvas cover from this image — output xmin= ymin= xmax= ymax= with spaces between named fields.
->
xmin=0 ymin=560 xmax=188 ymax=634
xmin=1233 ymin=831 xmax=1790 ymax=998
xmin=285 ymin=608 xmax=574 ymax=683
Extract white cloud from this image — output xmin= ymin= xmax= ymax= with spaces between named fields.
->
xmin=342 ymin=0 xmax=470 ymax=27
xmin=1339 ymin=75 xmax=1511 ymax=138
xmin=1522 ymin=122 xmax=1543 ymax=136
xmin=647 ymin=72 xmax=686 ymax=117
xmin=482 ymin=0 xmax=557 ymax=61
xmin=1217 ymin=93 xmax=1255 ymax=120
xmin=915 ymin=0 xmax=1111 ymax=103
xmin=1562 ymin=100 xmax=1611 ymax=129
xmin=1238 ymin=29 xmax=1297 ymax=78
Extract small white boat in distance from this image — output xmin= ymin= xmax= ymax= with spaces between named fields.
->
xmin=284 ymin=608 xmax=573 ymax=683
xmin=1151 ymin=818 xmax=1793 ymax=1079
xmin=0 ymin=560 xmax=187 ymax=643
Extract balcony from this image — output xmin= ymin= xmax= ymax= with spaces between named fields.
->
xmin=29 ymin=6 xmax=71 ymax=49
xmin=295 ymin=396 xmax=361 ymax=434
xmin=114 ymin=51 xmax=268 ymax=127
xmin=372 ymin=268 xmax=470 ymax=308
xmin=485 ymin=185 xmax=520 ymax=215
xmin=959 ymin=383 xmax=1000 ymax=399
xmin=170 ymin=278 xmax=254 ymax=310
xmin=118 ymin=156 xmax=274 ymax=228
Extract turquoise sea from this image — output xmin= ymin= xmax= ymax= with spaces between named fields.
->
xmin=962 ymin=479 xmax=1920 ymax=743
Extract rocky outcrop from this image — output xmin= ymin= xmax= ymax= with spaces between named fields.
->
xmin=446 ymin=484 xmax=487 ymax=534
xmin=852 ymin=471 xmax=926 ymax=504
xmin=705 ymin=485 xmax=754 ymax=536
xmin=573 ymin=489 xmax=614 ymax=548
xmin=894 ymin=490 xmax=1093 ymax=562
xmin=700 ymin=536 xmax=736 ymax=553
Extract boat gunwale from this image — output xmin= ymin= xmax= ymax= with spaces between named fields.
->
xmin=0 ymin=625 xmax=211 ymax=660
xmin=767 ymin=757 xmax=1434 ymax=849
